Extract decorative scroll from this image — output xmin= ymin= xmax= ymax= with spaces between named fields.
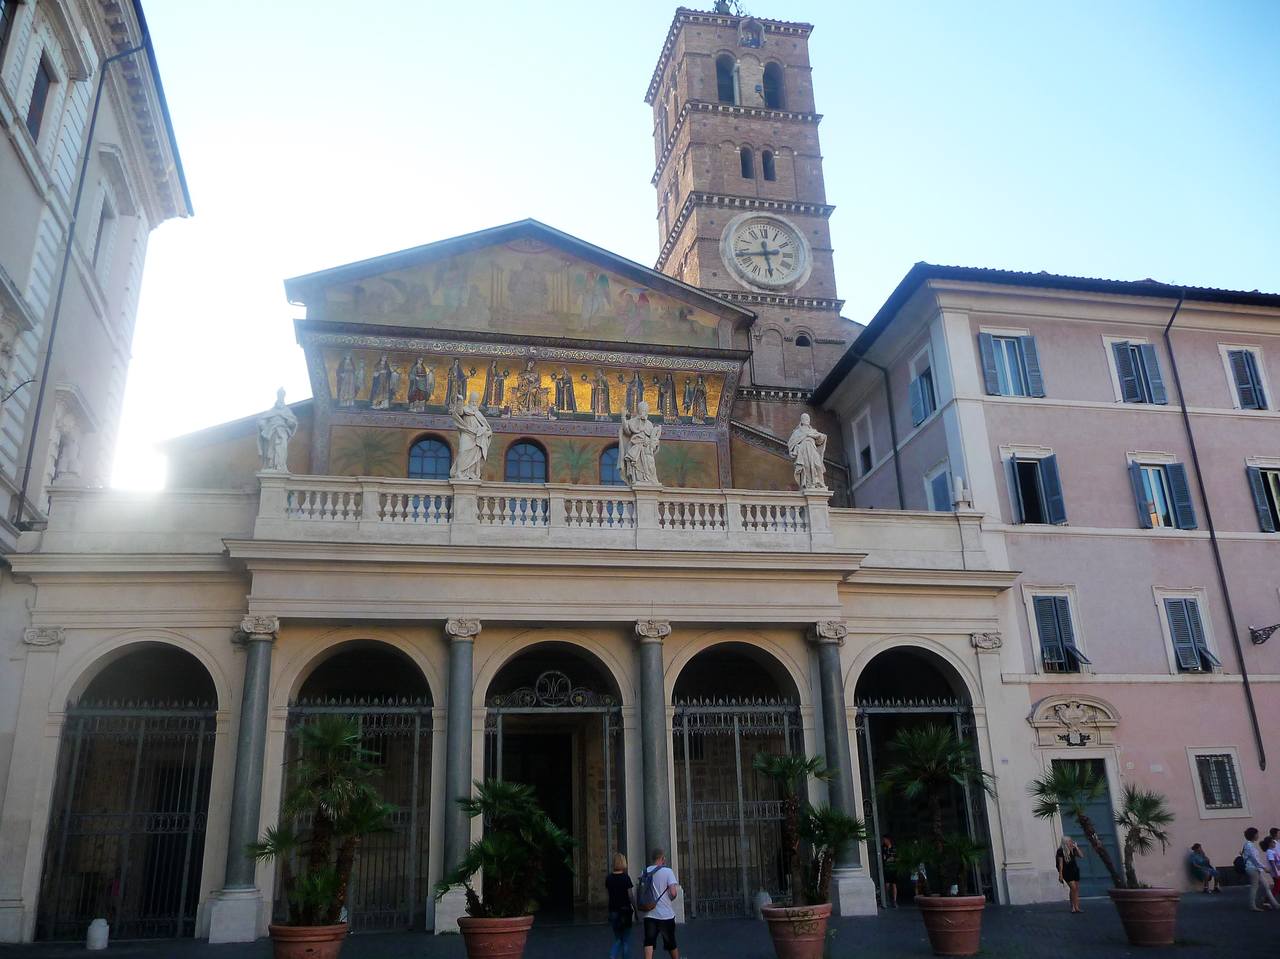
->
xmin=487 ymin=669 xmax=617 ymax=709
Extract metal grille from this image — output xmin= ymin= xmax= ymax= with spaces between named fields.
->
xmin=283 ymin=699 xmax=432 ymax=932
xmin=672 ymin=699 xmax=802 ymax=918
xmin=37 ymin=703 xmax=216 ymax=941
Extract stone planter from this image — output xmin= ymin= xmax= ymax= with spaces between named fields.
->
xmin=1108 ymin=887 xmax=1180 ymax=947
xmin=458 ymin=914 xmax=535 ymax=959
xmin=761 ymin=902 xmax=831 ymax=959
xmin=267 ymin=922 xmax=348 ymax=959
xmin=916 ymin=895 xmax=986 ymax=956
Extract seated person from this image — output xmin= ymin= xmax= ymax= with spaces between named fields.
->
xmin=1188 ymin=843 xmax=1221 ymax=893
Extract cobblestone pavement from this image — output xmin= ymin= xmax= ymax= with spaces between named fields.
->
xmin=3 ymin=890 xmax=1274 ymax=958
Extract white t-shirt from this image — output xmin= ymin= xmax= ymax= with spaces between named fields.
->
xmin=644 ymin=865 xmax=679 ymax=921
xmin=1267 ymin=848 xmax=1280 ymax=878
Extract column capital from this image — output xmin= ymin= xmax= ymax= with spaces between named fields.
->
xmin=445 ymin=617 xmax=482 ymax=640
xmin=23 ymin=625 xmax=65 ymax=647
xmin=634 ymin=619 xmax=672 ymax=643
xmin=239 ymin=614 xmax=279 ymax=639
xmin=808 ymin=620 xmax=848 ymax=646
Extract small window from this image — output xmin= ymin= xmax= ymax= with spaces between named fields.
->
xmin=794 ymin=332 xmax=810 ymax=347
xmin=762 ymin=62 xmax=785 ymax=109
xmin=1129 ymin=462 xmax=1196 ymax=529
xmin=408 ymin=436 xmax=451 ymax=480
xmin=1225 ymin=348 xmax=1268 ymax=410
xmin=978 ymin=333 xmax=1043 ymax=397
xmin=92 ymin=197 xmax=115 ymax=268
xmin=1246 ymin=466 xmax=1280 ymax=532
xmin=716 ymin=54 xmax=736 ymax=104
xmin=1009 ymin=454 xmax=1067 ymax=525
xmin=925 ymin=463 xmax=951 ymax=512
xmin=1194 ymin=753 xmax=1243 ymax=810
xmin=504 ymin=440 xmax=547 ymax=484
xmin=26 ymin=56 xmax=54 ymax=142
xmin=852 ymin=411 xmax=873 ymax=478
xmin=600 ymin=445 xmax=623 ymax=486
xmin=1164 ymin=597 xmax=1220 ymax=672
xmin=908 ymin=354 xmax=936 ymax=427
xmin=1032 ymin=594 xmax=1090 ymax=673
xmin=761 ymin=149 xmax=776 ymax=181
xmin=1111 ymin=341 xmax=1167 ymax=404
xmin=740 ymin=146 xmax=754 ymax=179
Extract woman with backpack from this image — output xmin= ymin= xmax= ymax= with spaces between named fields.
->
xmin=605 ymin=852 xmax=635 ymax=959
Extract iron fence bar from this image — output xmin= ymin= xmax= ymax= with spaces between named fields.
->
xmin=174 ymin=718 xmax=207 ymax=936
xmin=602 ymin=712 xmax=611 ymax=874
xmin=681 ymin=714 xmax=696 ymax=918
xmin=856 ymin=705 xmax=966 ymax=715
xmin=859 ymin=714 xmax=886 ymax=907
xmin=732 ymin=714 xmax=749 ymax=916
xmin=407 ymin=711 xmax=422 ymax=927
xmin=953 ymin=713 xmax=985 ymax=897
xmin=48 ymin=717 xmax=85 ymax=939
xmin=496 ymin=710 xmax=504 ymax=781
xmin=63 ymin=707 xmax=217 ymax=718
xmin=114 ymin=719 xmax=148 ymax=931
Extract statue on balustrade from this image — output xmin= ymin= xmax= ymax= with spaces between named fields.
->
xmin=552 ymin=366 xmax=577 ymax=414
xmin=446 ymin=357 xmax=468 ymax=405
xmin=370 ymin=354 xmax=400 ymax=410
xmin=336 ymin=353 xmax=363 ymax=408
xmin=656 ymin=372 xmax=679 ymax=421
xmin=450 ymin=391 xmax=493 ymax=481
xmin=258 ymin=388 xmax=298 ymax=473
xmin=619 ymin=400 xmax=662 ymax=487
xmin=591 ymin=367 xmax=612 ymax=420
xmin=407 ymin=357 xmax=435 ymax=412
xmin=624 ymin=370 xmax=645 ymax=415
xmin=684 ymin=374 xmax=709 ymax=423
xmin=787 ymin=412 xmax=828 ymax=490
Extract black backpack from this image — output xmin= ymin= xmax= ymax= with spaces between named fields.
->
xmin=637 ymin=867 xmax=660 ymax=913
xmin=1233 ymin=855 xmax=1247 ymax=876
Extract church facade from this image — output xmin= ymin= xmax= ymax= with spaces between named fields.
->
xmin=0 ymin=6 xmax=1276 ymax=946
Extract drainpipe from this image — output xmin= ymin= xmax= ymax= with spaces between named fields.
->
xmin=11 ymin=37 xmax=148 ymax=529
xmin=1163 ymin=293 xmax=1266 ymax=770
xmin=861 ymin=357 xmax=905 ymax=510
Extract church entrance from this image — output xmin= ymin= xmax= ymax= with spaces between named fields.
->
xmin=483 ymin=645 xmax=624 ymax=921
xmin=672 ymin=645 xmax=802 ymax=918
xmin=36 ymin=646 xmax=217 ymax=941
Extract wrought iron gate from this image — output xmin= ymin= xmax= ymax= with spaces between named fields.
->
xmin=37 ymin=703 xmax=216 ymax=940
xmin=284 ymin=699 xmax=432 ymax=931
xmin=672 ymin=698 xmax=803 ymax=918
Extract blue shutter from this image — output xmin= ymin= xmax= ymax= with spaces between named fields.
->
xmin=1244 ymin=351 xmax=1268 ymax=409
xmin=1166 ymin=462 xmax=1197 ymax=529
xmin=909 ymin=377 xmax=925 ymax=426
xmin=1229 ymin=350 xmax=1260 ymax=409
xmin=1184 ymin=599 xmax=1221 ymax=669
xmin=1033 ymin=595 xmax=1067 ymax=670
xmin=1021 ymin=336 xmax=1045 ymax=397
xmin=978 ymin=333 xmax=1000 ymax=395
xmin=1054 ymin=595 xmax=1090 ymax=668
xmin=1128 ymin=463 xmax=1153 ymax=529
xmin=1165 ymin=599 xmax=1202 ymax=671
xmin=1113 ymin=342 xmax=1142 ymax=403
xmin=1009 ymin=457 xmax=1025 ymax=524
xmin=1039 ymin=454 xmax=1067 ymax=525
xmin=1246 ymin=467 xmax=1276 ymax=533
xmin=1137 ymin=343 xmax=1167 ymax=405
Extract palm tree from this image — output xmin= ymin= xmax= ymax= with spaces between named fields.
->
xmin=1114 ymin=784 xmax=1174 ymax=889
xmin=1028 ymin=763 xmax=1124 ymax=888
xmin=877 ymin=724 xmax=995 ymax=849
xmin=801 ymin=803 xmax=867 ymax=904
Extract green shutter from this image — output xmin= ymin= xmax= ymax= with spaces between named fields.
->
xmin=1165 ymin=598 xmax=1202 ymax=671
xmin=1167 ymin=463 xmax=1197 ymax=529
xmin=1184 ymin=599 xmax=1220 ymax=668
xmin=1247 ymin=467 xmax=1277 ymax=533
xmin=978 ymin=333 xmax=1000 ymax=395
xmin=1054 ymin=595 xmax=1090 ymax=667
xmin=1229 ymin=350 xmax=1260 ymax=409
xmin=1034 ymin=595 xmax=1067 ymax=669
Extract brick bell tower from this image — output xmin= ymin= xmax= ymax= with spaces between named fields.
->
xmin=646 ymin=6 xmax=853 ymax=392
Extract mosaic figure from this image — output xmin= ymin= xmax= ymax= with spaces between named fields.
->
xmin=407 ymin=357 xmax=435 ymax=412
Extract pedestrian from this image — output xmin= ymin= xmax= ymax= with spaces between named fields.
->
xmin=1187 ymin=843 xmax=1221 ymax=893
xmin=637 ymin=848 xmax=680 ymax=959
xmin=1264 ymin=836 xmax=1280 ymax=900
xmin=606 ymin=852 xmax=634 ymax=959
xmin=880 ymin=835 xmax=898 ymax=908
xmin=1056 ymin=837 xmax=1084 ymax=913
xmin=1241 ymin=827 xmax=1279 ymax=911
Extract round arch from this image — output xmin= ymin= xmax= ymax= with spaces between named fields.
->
xmin=54 ymin=628 xmax=232 ymax=711
xmin=844 ymin=635 xmax=980 ymax=706
xmin=475 ymin=629 xmax=631 ymax=707
xmin=275 ymin=625 xmax=443 ymax=704
xmin=665 ymin=629 xmax=809 ymax=706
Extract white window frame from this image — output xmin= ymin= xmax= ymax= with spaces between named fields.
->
xmin=1218 ymin=344 xmax=1272 ymax=411
xmin=1185 ymin=746 xmax=1249 ymax=819
xmin=1001 ymin=444 xmax=1055 ymax=525
xmin=852 ymin=408 xmax=874 ymax=478
xmin=980 ymin=325 xmax=1033 ymax=398
xmin=1247 ymin=456 xmax=1280 ymax=529
xmin=1021 ymin=584 xmax=1091 ymax=676
xmin=908 ymin=345 xmax=937 ymax=424
xmin=924 ymin=459 xmax=951 ymax=511
xmin=1152 ymin=586 xmax=1220 ymax=675
xmin=1102 ymin=334 xmax=1151 ymax=403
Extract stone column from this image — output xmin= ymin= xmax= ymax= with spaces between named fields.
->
xmin=208 ymin=615 xmax=278 ymax=943
xmin=809 ymin=621 xmax=877 ymax=916
xmin=436 ymin=617 xmax=481 ymax=933
xmin=635 ymin=620 xmax=672 ymax=859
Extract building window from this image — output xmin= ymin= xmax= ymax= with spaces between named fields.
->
xmin=852 ymin=410 xmax=873 ymax=477
xmin=408 ymin=436 xmax=451 ymax=480
xmin=600 ymin=445 xmax=623 ymax=486
xmin=1110 ymin=340 xmax=1167 ymax=404
xmin=504 ymin=440 xmax=547 ymax=483
xmin=762 ymin=62 xmax=785 ymax=109
xmin=978 ymin=332 xmax=1043 ymax=397
xmin=908 ymin=349 xmax=936 ymax=426
xmin=1163 ymin=597 xmax=1220 ymax=672
xmin=1031 ymin=594 xmax=1090 ymax=673
xmin=1223 ymin=347 xmax=1268 ymax=410
xmin=26 ymin=56 xmax=55 ymax=143
xmin=0 ymin=1 xmax=17 ymax=63
xmin=1009 ymin=453 xmax=1067 ymax=525
xmin=716 ymin=54 xmax=736 ymax=104
xmin=1246 ymin=466 xmax=1280 ymax=532
xmin=1194 ymin=754 xmax=1242 ymax=810
xmin=1129 ymin=461 xmax=1196 ymax=529
xmin=740 ymin=146 xmax=754 ymax=179
xmin=92 ymin=197 xmax=116 ymax=269
xmin=762 ymin=149 xmax=776 ymax=181
xmin=925 ymin=462 xmax=951 ymax=512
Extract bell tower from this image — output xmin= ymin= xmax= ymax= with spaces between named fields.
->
xmin=646 ymin=6 xmax=852 ymax=389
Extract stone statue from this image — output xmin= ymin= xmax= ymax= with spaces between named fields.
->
xmin=336 ymin=352 xmax=363 ymax=408
xmin=449 ymin=390 xmax=492 ymax=481
xmin=258 ymin=388 xmax=298 ymax=472
xmin=787 ymin=412 xmax=827 ymax=490
xmin=407 ymin=357 xmax=435 ymax=412
xmin=619 ymin=400 xmax=662 ymax=486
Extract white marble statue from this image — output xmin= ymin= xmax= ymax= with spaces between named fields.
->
xmin=257 ymin=388 xmax=298 ymax=472
xmin=449 ymin=390 xmax=493 ymax=481
xmin=787 ymin=413 xmax=827 ymax=490
xmin=619 ymin=400 xmax=662 ymax=486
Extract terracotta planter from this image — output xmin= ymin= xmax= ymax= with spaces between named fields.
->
xmin=267 ymin=923 xmax=348 ymax=959
xmin=1108 ymin=887 xmax=1180 ymax=947
xmin=458 ymin=914 xmax=535 ymax=959
xmin=916 ymin=895 xmax=985 ymax=957
xmin=761 ymin=902 xmax=831 ymax=959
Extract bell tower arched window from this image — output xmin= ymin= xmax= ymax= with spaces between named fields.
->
xmin=740 ymin=146 xmax=754 ymax=179
xmin=762 ymin=63 xmax=785 ymax=109
xmin=716 ymin=55 xmax=737 ymax=104
xmin=761 ymin=150 xmax=776 ymax=181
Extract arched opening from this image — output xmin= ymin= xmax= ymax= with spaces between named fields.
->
xmin=38 ymin=645 xmax=217 ymax=940
xmin=672 ymin=643 xmax=802 ymax=917
xmin=288 ymin=642 xmax=433 ymax=931
xmin=762 ymin=62 xmax=785 ymax=109
xmin=505 ymin=439 xmax=547 ymax=483
xmin=599 ymin=444 xmax=623 ymax=486
xmin=715 ymin=54 xmax=736 ymax=104
xmin=854 ymin=647 xmax=994 ymax=905
xmin=761 ymin=149 xmax=776 ymax=181
xmin=739 ymin=145 xmax=755 ymax=179
xmin=407 ymin=434 xmax=451 ymax=480
xmin=484 ymin=642 xmax=624 ymax=919
xmin=794 ymin=333 xmax=811 ymax=348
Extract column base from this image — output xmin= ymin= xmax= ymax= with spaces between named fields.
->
xmin=0 ymin=899 xmax=30 ymax=943
xmin=434 ymin=887 xmax=467 ymax=934
xmin=831 ymin=867 xmax=878 ymax=917
xmin=207 ymin=888 xmax=263 ymax=943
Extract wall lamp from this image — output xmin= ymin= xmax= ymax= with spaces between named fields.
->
xmin=1249 ymin=624 xmax=1279 ymax=645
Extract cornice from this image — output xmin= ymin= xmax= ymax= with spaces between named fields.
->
xmin=708 ymin=289 xmax=845 ymax=313
xmin=656 ymin=192 xmax=835 ymax=271
xmin=8 ymin=554 xmax=240 ymax=576
xmin=842 ymin=567 xmax=1020 ymax=593
xmin=651 ymin=99 xmax=822 ymax=186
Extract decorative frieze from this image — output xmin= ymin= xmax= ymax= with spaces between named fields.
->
xmin=1029 ymin=695 xmax=1119 ymax=748
xmin=23 ymin=626 xmax=65 ymax=647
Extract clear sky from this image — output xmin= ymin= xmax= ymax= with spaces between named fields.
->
xmin=114 ymin=0 xmax=1280 ymax=487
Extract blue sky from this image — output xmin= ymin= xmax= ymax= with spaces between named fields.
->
xmin=115 ymin=0 xmax=1280 ymax=485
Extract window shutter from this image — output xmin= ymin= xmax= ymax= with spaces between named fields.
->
xmin=1113 ymin=342 xmax=1142 ymax=403
xmin=1128 ymin=463 xmax=1153 ymax=529
xmin=1246 ymin=467 xmax=1276 ymax=533
xmin=1165 ymin=598 xmax=1202 ymax=671
xmin=1137 ymin=343 xmax=1167 ymax=405
xmin=1184 ymin=599 xmax=1221 ymax=669
xmin=1021 ymin=336 xmax=1045 ymax=397
xmin=1034 ymin=595 xmax=1067 ymax=669
xmin=1166 ymin=462 xmax=1197 ymax=529
xmin=1244 ymin=351 xmax=1267 ymax=408
xmin=1008 ymin=457 xmax=1025 ymax=524
xmin=978 ymin=333 xmax=1000 ymax=395
xmin=1228 ymin=350 xmax=1259 ymax=409
xmin=1039 ymin=454 xmax=1067 ymax=525
xmin=909 ymin=377 xmax=925 ymax=426
xmin=1054 ymin=595 xmax=1091 ymax=667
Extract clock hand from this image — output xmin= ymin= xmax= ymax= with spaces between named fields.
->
xmin=758 ymin=239 xmax=775 ymax=276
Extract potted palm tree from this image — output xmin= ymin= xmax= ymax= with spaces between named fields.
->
xmin=435 ymin=779 xmax=575 ymax=959
xmin=753 ymin=753 xmax=866 ymax=959
xmin=877 ymin=724 xmax=994 ymax=957
xmin=1029 ymin=768 xmax=1179 ymax=946
xmin=249 ymin=715 xmax=393 ymax=959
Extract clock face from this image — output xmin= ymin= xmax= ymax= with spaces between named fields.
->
xmin=721 ymin=214 xmax=810 ymax=290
